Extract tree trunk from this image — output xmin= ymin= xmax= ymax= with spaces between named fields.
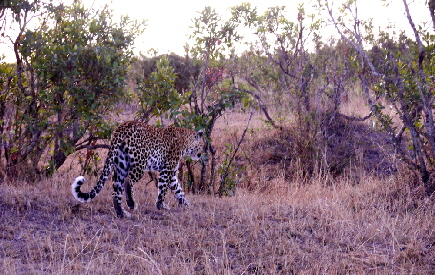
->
xmin=208 ymin=143 xmax=216 ymax=195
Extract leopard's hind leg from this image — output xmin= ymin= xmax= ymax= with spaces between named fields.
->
xmin=124 ymin=177 xmax=135 ymax=210
xmin=156 ymin=170 xmax=171 ymax=210
xmin=112 ymin=148 xmax=132 ymax=218
xmin=124 ymin=164 xmax=145 ymax=211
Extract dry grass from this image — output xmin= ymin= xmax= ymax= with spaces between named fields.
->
xmin=1 ymin=171 xmax=434 ymax=274
xmin=1 ymin=107 xmax=435 ymax=274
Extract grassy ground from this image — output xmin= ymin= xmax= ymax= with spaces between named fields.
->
xmin=1 ymin=172 xmax=434 ymax=274
xmin=1 ymin=111 xmax=434 ymax=274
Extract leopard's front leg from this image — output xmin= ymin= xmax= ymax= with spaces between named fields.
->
xmin=168 ymin=170 xmax=189 ymax=206
xmin=156 ymin=169 xmax=189 ymax=210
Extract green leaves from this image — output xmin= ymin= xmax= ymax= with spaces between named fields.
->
xmin=189 ymin=6 xmax=240 ymax=60
xmin=1 ymin=0 xmax=145 ymax=174
xmin=136 ymin=55 xmax=183 ymax=122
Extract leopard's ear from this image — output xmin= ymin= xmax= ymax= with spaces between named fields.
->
xmin=198 ymin=129 xmax=204 ymax=138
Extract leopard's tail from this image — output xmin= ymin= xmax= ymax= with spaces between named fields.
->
xmin=71 ymin=152 xmax=113 ymax=203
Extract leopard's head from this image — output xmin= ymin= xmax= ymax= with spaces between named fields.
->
xmin=184 ymin=129 xmax=204 ymax=161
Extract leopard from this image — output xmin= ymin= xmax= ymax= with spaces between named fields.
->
xmin=71 ymin=121 xmax=203 ymax=218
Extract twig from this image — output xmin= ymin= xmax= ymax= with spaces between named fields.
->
xmin=337 ymin=112 xmax=372 ymax=122
xmin=61 ymin=227 xmax=103 ymax=271
xmin=219 ymin=108 xmax=255 ymax=195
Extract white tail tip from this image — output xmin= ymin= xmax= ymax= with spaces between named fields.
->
xmin=71 ymin=176 xmax=86 ymax=202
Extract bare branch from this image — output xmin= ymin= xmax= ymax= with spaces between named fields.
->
xmin=326 ymin=3 xmax=383 ymax=78
xmin=429 ymin=0 xmax=435 ymax=31
xmin=337 ymin=112 xmax=372 ymax=122
xmin=403 ymin=0 xmax=424 ymax=57
xmin=239 ymin=81 xmax=279 ymax=129
xmin=75 ymin=144 xmax=110 ymax=151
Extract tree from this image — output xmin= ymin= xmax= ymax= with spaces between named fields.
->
xmin=134 ymin=53 xmax=200 ymax=96
xmin=1 ymin=0 xmax=145 ymax=177
xmin=178 ymin=6 xmax=247 ymax=193
xmin=135 ymin=55 xmax=186 ymax=123
xmin=1 ymin=0 xmax=44 ymax=177
xmin=229 ymin=3 xmax=367 ymax=176
xmin=322 ymin=0 xmax=435 ymax=192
